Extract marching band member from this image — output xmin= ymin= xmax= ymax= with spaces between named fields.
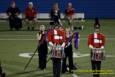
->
xmin=62 ymin=27 xmax=74 ymax=73
xmin=74 ymin=31 xmax=80 ymax=50
xmin=62 ymin=27 xmax=80 ymax=73
xmin=47 ymin=26 xmax=66 ymax=77
xmin=88 ymin=26 xmax=106 ymax=77
xmin=37 ymin=25 xmax=48 ymax=70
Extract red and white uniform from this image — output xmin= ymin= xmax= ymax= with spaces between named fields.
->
xmin=88 ymin=33 xmax=106 ymax=61
xmin=48 ymin=29 xmax=66 ymax=58
xmin=88 ymin=33 xmax=105 ymax=48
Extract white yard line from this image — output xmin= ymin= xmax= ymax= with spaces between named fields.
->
xmin=0 ymin=35 xmax=34 ymax=36
xmin=19 ymin=52 xmax=115 ymax=58
xmin=0 ymin=38 xmax=35 ymax=40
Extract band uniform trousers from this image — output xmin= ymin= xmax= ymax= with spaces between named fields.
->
xmin=62 ymin=44 xmax=73 ymax=72
xmin=91 ymin=51 xmax=101 ymax=77
xmin=52 ymin=58 xmax=61 ymax=77
xmin=38 ymin=41 xmax=48 ymax=70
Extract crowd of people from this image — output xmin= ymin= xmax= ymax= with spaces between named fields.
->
xmin=36 ymin=18 xmax=106 ymax=77
xmin=6 ymin=1 xmax=106 ymax=77
xmin=37 ymin=25 xmax=79 ymax=77
xmin=6 ymin=1 xmax=75 ymax=31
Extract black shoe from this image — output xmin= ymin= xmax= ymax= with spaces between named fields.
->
xmin=10 ymin=28 xmax=13 ymax=31
xmin=62 ymin=69 xmax=68 ymax=74
xmin=62 ymin=70 xmax=67 ymax=73
xmin=32 ymin=27 xmax=34 ymax=31
xmin=72 ymin=64 xmax=78 ymax=70
xmin=27 ymin=27 xmax=30 ymax=30
xmin=15 ymin=28 xmax=20 ymax=31
xmin=69 ymin=70 xmax=73 ymax=73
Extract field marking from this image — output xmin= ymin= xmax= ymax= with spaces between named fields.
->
xmin=19 ymin=52 xmax=115 ymax=58
xmin=0 ymin=38 xmax=35 ymax=40
xmin=72 ymin=74 xmax=79 ymax=77
xmin=0 ymin=35 xmax=35 ymax=36
xmin=0 ymin=34 xmax=115 ymax=37
xmin=0 ymin=38 xmax=114 ymax=41
xmin=19 ymin=52 xmax=89 ymax=58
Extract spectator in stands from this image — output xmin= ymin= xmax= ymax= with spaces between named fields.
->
xmin=50 ymin=3 xmax=62 ymax=26
xmin=6 ymin=1 xmax=22 ymax=31
xmin=65 ymin=2 xmax=75 ymax=26
xmin=24 ymin=2 xmax=37 ymax=30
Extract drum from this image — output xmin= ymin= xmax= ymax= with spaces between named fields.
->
xmin=51 ymin=45 xmax=65 ymax=58
xmin=91 ymin=48 xmax=105 ymax=61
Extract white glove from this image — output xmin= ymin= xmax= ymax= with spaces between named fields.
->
xmin=49 ymin=42 xmax=53 ymax=46
xmin=61 ymin=43 xmax=65 ymax=48
xmin=89 ymin=45 xmax=94 ymax=49
xmin=48 ymin=42 xmax=54 ymax=50
xmin=100 ymin=46 xmax=104 ymax=49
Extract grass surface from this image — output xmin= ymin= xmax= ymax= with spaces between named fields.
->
xmin=0 ymin=19 xmax=115 ymax=77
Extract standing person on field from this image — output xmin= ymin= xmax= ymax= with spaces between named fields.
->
xmin=24 ymin=2 xmax=37 ymax=30
xmin=88 ymin=26 xmax=106 ymax=77
xmin=62 ymin=27 xmax=74 ymax=73
xmin=47 ymin=26 xmax=66 ymax=77
xmin=37 ymin=25 xmax=48 ymax=70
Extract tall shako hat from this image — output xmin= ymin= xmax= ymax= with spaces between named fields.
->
xmin=94 ymin=17 xmax=100 ymax=30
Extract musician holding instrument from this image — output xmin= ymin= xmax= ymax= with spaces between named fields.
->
xmin=37 ymin=25 xmax=48 ymax=70
xmin=88 ymin=26 xmax=106 ymax=77
xmin=48 ymin=25 xmax=66 ymax=77
xmin=62 ymin=27 xmax=74 ymax=73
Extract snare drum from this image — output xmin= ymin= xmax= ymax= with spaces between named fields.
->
xmin=91 ymin=48 xmax=104 ymax=61
xmin=51 ymin=45 xmax=65 ymax=58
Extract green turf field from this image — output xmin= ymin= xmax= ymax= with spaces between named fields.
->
xmin=0 ymin=19 xmax=115 ymax=77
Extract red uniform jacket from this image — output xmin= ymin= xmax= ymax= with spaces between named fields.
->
xmin=65 ymin=8 xmax=75 ymax=17
xmin=48 ymin=29 xmax=66 ymax=45
xmin=88 ymin=33 xmax=105 ymax=48
xmin=25 ymin=7 xmax=37 ymax=17
xmin=48 ymin=29 xmax=66 ymax=58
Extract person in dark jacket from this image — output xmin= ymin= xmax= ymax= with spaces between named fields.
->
xmin=37 ymin=25 xmax=48 ymax=70
xmin=50 ymin=3 xmax=62 ymax=26
xmin=6 ymin=1 xmax=22 ymax=31
xmin=62 ymin=27 xmax=74 ymax=73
